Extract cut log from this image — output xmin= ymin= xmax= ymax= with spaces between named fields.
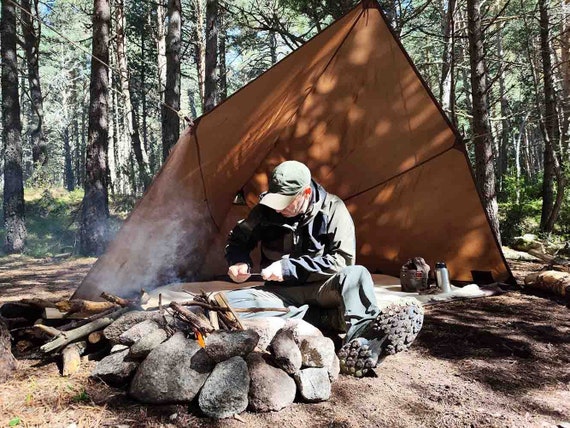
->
xmin=62 ymin=341 xmax=86 ymax=376
xmin=0 ymin=318 xmax=16 ymax=381
xmin=41 ymin=307 xmax=130 ymax=353
xmin=524 ymin=270 xmax=570 ymax=296
xmin=21 ymin=298 xmax=58 ymax=309
xmin=88 ymin=331 xmax=104 ymax=344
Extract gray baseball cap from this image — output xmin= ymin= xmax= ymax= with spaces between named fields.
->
xmin=259 ymin=161 xmax=311 ymax=210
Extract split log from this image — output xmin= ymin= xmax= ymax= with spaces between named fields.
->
xmin=41 ymin=307 xmax=130 ymax=354
xmin=211 ymin=292 xmax=244 ymax=330
xmin=62 ymin=341 xmax=86 ymax=376
xmin=169 ymin=302 xmax=214 ymax=333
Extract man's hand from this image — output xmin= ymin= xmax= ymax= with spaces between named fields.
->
xmin=261 ymin=261 xmax=284 ymax=282
xmin=228 ymin=263 xmax=251 ymax=283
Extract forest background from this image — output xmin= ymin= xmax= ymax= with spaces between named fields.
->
xmin=0 ymin=0 xmax=569 ymax=258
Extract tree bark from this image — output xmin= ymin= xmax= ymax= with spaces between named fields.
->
xmin=439 ymin=0 xmax=457 ymax=124
xmin=2 ymin=0 xmax=27 ymax=253
xmin=204 ymin=0 xmax=219 ymax=112
xmin=466 ymin=0 xmax=501 ymax=244
xmin=21 ymin=0 xmax=48 ymax=167
xmin=219 ymin=10 xmax=227 ymax=102
xmin=193 ymin=0 xmax=206 ymax=107
xmin=115 ymin=0 xmax=151 ymax=189
xmin=161 ymin=0 xmax=182 ymax=161
xmin=80 ymin=0 xmax=111 ymax=256
xmin=64 ymin=126 xmax=75 ymax=191
xmin=538 ymin=0 xmax=565 ymax=232
xmin=156 ymin=0 xmax=167 ymax=102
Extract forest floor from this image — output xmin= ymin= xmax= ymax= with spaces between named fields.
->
xmin=0 ymin=256 xmax=568 ymax=428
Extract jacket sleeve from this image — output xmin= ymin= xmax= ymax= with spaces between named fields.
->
xmin=281 ymin=198 xmax=355 ymax=283
xmin=224 ymin=206 xmax=262 ymax=268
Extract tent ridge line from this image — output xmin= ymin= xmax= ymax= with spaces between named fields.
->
xmin=454 ymin=139 xmax=517 ymax=285
xmin=343 ymin=145 xmax=456 ymax=202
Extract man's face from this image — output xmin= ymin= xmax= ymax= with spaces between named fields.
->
xmin=276 ymin=189 xmax=311 ymax=218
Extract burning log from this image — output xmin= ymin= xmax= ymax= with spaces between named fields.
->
xmin=168 ymin=302 xmax=214 ymax=334
xmin=41 ymin=307 xmax=130 ymax=354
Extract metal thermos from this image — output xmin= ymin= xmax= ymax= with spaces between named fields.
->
xmin=435 ymin=262 xmax=451 ymax=293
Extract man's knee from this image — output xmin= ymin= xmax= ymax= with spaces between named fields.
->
xmin=339 ymin=265 xmax=373 ymax=285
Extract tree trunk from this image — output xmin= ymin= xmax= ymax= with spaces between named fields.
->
xmin=80 ymin=0 xmax=111 ymax=256
xmin=156 ymin=0 xmax=167 ymax=103
xmin=161 ymin=0 xmax=182 ymax=161
xmin=538 ymin=0 xmax=564 ymax=232
xmin=2 ymin=0 xmax=27 ymax=253
xmin=204 ymin=0 xmax=219 ymax=113
xmin=439 ymin=0 xmax=457 ymax=124
xmin=219 ymin=10 xmax=227 ymax=102
xmin=193 ymin=0 xmax=206 ymax=108
xmin=115 ymin=0 xmax=151 ymax=189
xmin=466 ymin=0 xmax=501 ymax=244
xmin=64 ymin=127 xmax=75 ymax=191
xmin=497 ymin=24 xmax=509 ymax=191
xmin=21 ymin=0 xmax=47 ymax=167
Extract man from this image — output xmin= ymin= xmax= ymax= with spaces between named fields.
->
xmin=225 ymin=160 xmax=423 ymax=376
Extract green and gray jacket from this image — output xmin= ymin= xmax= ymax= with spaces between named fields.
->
xmin=225 ymin=180 xmax=356 ymax=285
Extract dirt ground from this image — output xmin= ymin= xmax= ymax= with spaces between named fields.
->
xmin=0 ymin=255 xmax=568 ymax=428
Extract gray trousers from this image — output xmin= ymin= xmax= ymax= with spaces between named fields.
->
xmin=226 ymin=265 xmax=380 ymax=341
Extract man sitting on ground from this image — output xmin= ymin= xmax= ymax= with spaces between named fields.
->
xmin=225 ymin=160 xmax=423 ymax=376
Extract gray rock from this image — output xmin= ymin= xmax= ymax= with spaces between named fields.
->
xmin=204 ymin=329 xmax=260 ymax=363
xmin=268 ymin=329 xmax=302 ymax=374
xmin=91 ymin=348 xmax=138 ymax=386
xmin=299 ymin=335 xmax=335 ymax=368
xmin=284 ymin=319 xmax=323 ymax=342
xmin=119 ymin=320 xmax=161 ymax=346
xmin=128 ymin=328 xmax=168 ymax=359
xmin=328 ymin=354 xmax=340 ymax=382
xmin=198 ymin=356 xmax=249 ymax=419
xmin=247 ymin=353 xmax=296 ymax=412
xmin=104 ymin=311 xmax=165 ymax=344
xmin=110 ymin=344 xmax=129 ymax=353
xmin=129 ymin=332 xmax=214 ymax=404
xmin=294 ymin=367 xmax=331 ymax=402
xmin=241 ymin=317 xmax=286 ymax=350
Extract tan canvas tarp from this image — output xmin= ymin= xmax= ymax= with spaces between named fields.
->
xmin=73 ymin=1 xmax=513 ymax=300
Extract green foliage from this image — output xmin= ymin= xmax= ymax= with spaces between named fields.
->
xmin=71 ymin=389 xmax=90 ymax=403
xmin=498 ymin=174 xmax=543 ymax=244
xmin=8 ymin=417 xmax=21 ymax=426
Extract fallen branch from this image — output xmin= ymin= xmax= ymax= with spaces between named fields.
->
xmin=34 ymin=324 xmax=62 ymax=337
xmin=56 ymin=299 xmax=117 ymax=316
xmin=40 ymin=307 xmax=130 ymax=354
xmin=100 ymin=292 xmax=132 ymax=307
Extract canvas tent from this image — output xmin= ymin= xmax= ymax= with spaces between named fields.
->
xmin=73 ymin=0 xmax=513 ymax=301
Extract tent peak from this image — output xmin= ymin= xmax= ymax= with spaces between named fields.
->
xmin=360 ymin=0 xmax=381 ymax=10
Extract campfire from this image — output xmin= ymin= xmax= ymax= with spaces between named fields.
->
xmin=1 ymin=291 xmax=339 ymax=418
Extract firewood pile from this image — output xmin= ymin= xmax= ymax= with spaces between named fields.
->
xmin=1 ymin=291 xmax=340 ymax=418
